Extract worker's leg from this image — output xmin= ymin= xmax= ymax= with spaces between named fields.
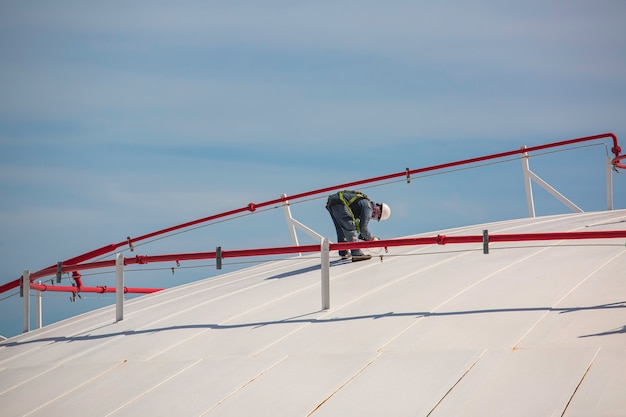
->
xmin=327 ymin=204 xmax=364 ymax=257
xmin=326 ymin=205 xmax=349 ymax=256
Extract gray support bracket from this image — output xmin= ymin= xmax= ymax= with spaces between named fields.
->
xmin=56 ymin=261 xmax=63 ymax=283
xmin=216 ymin=246 xmax=222 ymax=270
xmin=483 ymin=230 xmax=489 ymax=254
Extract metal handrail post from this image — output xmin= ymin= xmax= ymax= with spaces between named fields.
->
xmin=521 ymin=146 xmax=583 ymax=216
xmin=36 ymin=282 xmax=42 ymax=329
xmin=606 ymin=155 xmax=614 ymax=210
xmin=282 ymin=193 xmax=324 ymax=247
xmin=116 ymin=253 xmax=124 ymax=322
xmin=22 ymin=270 xmax=30 ymax=333
xmin=321 ymin=238 xmax=330 ymax=310
xmin=282 ymin=194 xmax=300 ymax=247
xmin=521 ymin=147 xmax=536 ymax=217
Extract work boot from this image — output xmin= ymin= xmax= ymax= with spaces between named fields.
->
xmin=352 ymin=254 xmax=372 ymax=262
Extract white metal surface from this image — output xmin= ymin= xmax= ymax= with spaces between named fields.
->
xmin=1 ymin=210 xmax=625 ymax=417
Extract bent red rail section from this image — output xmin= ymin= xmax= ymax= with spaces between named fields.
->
xmin=1 ymin=132 xmax=624 ymax=295
xmin=29 ymin=283 xmax=162 ymax=294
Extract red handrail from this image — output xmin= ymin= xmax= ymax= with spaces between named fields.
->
xmin=29 ymin=283 xmax=162 ymax=294
xmin=23 ymin=229 xmax=626 ymax=283
xmin=1 ymin=132 xmax=623 ymax=294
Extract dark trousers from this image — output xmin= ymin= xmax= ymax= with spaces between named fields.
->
xmin=326 ymin=203 xmax=363 ymax=256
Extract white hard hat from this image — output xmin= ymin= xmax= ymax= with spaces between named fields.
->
xmin=378 ymin=203 xmax=391 ymax=221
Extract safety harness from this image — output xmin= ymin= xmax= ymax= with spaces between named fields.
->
xmin=337 ymin=190 xmax=368 ymax=232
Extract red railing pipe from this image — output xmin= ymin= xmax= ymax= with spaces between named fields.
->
xmin=20 ymin=229 xmax=626 ymax=283
xmin=29 ymin=282 xmax=162 ymax=294
xmin=84 ymin=132 xmax=626 ymax=258
xmin=1 ymin=133 xmax=623 ymax=294
xmin=29 ymin=259 xmax=117 ymax=281
xmin=488 ymin=230 xmax=626 ymax=242
xmin=32 ymin=133 xmax=626 ymax=267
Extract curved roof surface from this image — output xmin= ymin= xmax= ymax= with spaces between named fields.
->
xmin=1 ymin=209 xmax=625 ymax=416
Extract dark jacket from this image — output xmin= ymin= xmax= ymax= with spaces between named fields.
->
xmin=326 ymin=190 xmax=375 ymax=241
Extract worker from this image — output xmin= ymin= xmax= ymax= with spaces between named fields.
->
xmin=326 ymin=190 xmax=391 ymax=262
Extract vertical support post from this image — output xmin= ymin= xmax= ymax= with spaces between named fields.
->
xmin=56 ymin=261 xmax=63 ymax=283
xmin=282 ymin=193 xmax=300 ymax=247
xmin=216 ymin=246 xmax=222 ymax=270
xmin=521 ymin=146 xmax=536 ymax=218
xmin=115 ymin=253 xmax=124 ymax=322
xmin=483 ymin=230 xmax=489 ymax=254
xmin=22 ymin=270 xmax=30 ymax=333
xmin=36 ymin=281 xmax=42 ymax=329
xmin=321 ymin=238 xmax=330 ymax=310
xmin=606 ymin=155 xmax=614 ymax=210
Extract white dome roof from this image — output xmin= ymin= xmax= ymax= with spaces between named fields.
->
xmin=1 ymin=210 xmax=625 ymax=416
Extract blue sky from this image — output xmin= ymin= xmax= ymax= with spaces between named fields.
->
xmin=1 ymin=1 xmax=625 ymax=339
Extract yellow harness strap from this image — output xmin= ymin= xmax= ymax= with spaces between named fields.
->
xmin=338 ymin=191 xmax=366 ymax=232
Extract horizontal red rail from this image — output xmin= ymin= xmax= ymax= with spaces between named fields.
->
xmin=23 ymin=230 xmax=626 ymax=282
xmin=28 ymin=244 xmax=323 ymax=280
xmin=1 ymin=133 xmax=623 ymax=294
